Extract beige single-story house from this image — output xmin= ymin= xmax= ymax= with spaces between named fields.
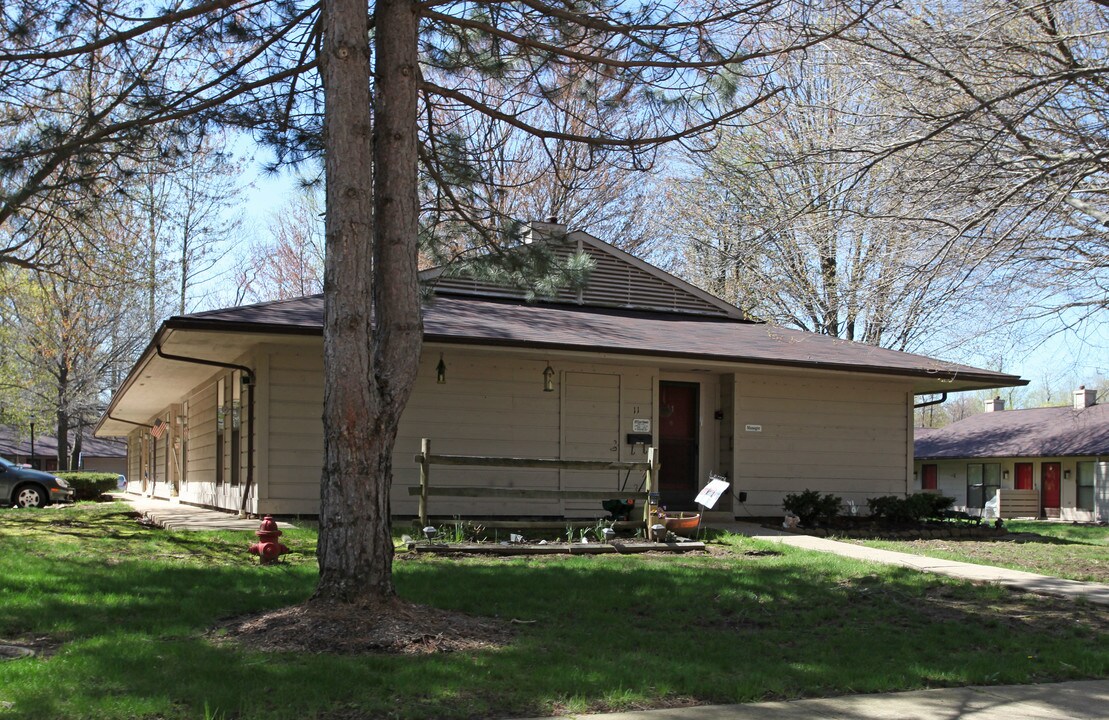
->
xmin=96 ymin=222 xmax=1025 ymax=519
xmin=914 ymin=389 xmax=1108 ymax=522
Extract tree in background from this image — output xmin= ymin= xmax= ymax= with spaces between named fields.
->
xmin=235 ymin=184 xmax=325 ymax=303
xmin=125 ymin=132 xmax=247 ymax=331
xmin=419 ymin=65 xmax=669 ymax=261
xmin=0 ymin=221 xmax=146 ymax=469
xmin=846 ymin=0 xmax=1109 ymax=336
xmin=668 ymin=46 xmax=1018 ymax=353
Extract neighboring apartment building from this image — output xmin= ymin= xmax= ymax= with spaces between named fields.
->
xmin=915 ymin=388 xmax=1109 ymax=522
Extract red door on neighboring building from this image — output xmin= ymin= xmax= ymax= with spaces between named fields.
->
xmin=1014 ymin=463 xmax=1034 ymax=490
xmin=921 ymin=464 xmax=938 ymax=490
xmin=658 ymin=381 xmax=699 ymax=509
xmin=1041 ymin=462 xmax=1061 ymax=511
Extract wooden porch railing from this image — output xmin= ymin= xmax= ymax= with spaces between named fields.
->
xmin=997 ymin=488 xmax=1041 ymax=519
xmin=410 ymin=438 xmax=658 ymax=527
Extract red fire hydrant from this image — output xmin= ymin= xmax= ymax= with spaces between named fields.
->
xmin=249 ymin=516 xmax=289 ymax=564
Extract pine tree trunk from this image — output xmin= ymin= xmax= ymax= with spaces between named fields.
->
xmin=314 ymin=0 xmax=422 ymax=604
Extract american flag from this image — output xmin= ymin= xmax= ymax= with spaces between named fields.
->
xmin=150 ymin=419 xmax=168 ymax=439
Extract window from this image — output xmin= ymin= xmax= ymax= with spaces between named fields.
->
xmin=229 ymin=371 xmax=242 ymax=487
xmin=1077 ymin=461 xmax=1095 ymax=512
xmin=967 ymin=463 xmax=1001 ymax=509
xmin=215 ymin=378 xmax=225 ymax=485
xmin=181 ymin=402 xmax=188 ymax=485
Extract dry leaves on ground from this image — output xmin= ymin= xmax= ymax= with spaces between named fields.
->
xmin=211 ymin=598 xmax=513 ymax=655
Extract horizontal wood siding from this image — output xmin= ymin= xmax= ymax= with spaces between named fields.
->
xmin=178 ymin=380 xmax=218 ymax=507
xmin=396 ymin=354 xmax=562 ymax=517
xmin=717 ymin=375 xmax=735 ymax=513
xmin=998 ymin=489 xmax=1040 ymax=518
xmin=265 ymin=349 xmax=324 ymax=505
xmin=561 ymin=371 xmax=621 ymax=515
xmin=733 ymin=372 xmax=911 ymax=515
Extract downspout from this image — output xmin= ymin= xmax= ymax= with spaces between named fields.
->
xmin=155 ymin=345 xmax=256 ymax=516
xmin=913 ymin=392 xmax=947 ymax=409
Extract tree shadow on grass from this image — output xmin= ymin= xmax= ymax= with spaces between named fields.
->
xmin=1 ymin=548 xmax=1106 ymax=720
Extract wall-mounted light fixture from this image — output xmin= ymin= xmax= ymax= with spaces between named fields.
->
xmin=1063 ymin=469 xmax=1071 ymax=480
xmin=1002 ymin=470 xmax=1010 ymax=480
xmin=543 ymin=362 xmax=555 ymax=392
xmin=436 ymin=354 xmax=447 ymax=385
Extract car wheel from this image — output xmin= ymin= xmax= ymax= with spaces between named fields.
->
xmin=14 ymin=485 xmax=46 ymax=508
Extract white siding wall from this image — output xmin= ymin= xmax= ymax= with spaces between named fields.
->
xmin=264 ymin=348 xmax=325 ymax=510
xmin=391 ymin=354 xmax=657 ymax=519
xmin=913 ymin=456 xmax=1098 ymax=521
xmin=732 ymin=372 xmax=912 ymax=516
xmin=179 ymin=378 xmax=219 ymax=507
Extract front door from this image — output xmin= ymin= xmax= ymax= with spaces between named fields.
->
xmin=1041 ymin=462 xmax=1061 ymax=512
xmin=921 ymin=464 xmax=938 ymax=491
xmin=658 ymin=381 xmax=698 ymax=509
xmin=1015 ymin=462 xmax=1033 ymax=490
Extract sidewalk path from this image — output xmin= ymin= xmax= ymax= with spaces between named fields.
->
xmin=517 ymin=680 xmax=1109 ymax=720
xmin=108 ymin=493 xmax=294 ymax=531
xmin=723 ymin=522 xmax=1109 ymax=606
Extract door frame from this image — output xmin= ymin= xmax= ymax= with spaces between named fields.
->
xmin=657 ymin=373 xmax=718 ymax=508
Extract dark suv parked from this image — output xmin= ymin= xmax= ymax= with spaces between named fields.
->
xmin=0 ymin=457 xmax=75 ymax=508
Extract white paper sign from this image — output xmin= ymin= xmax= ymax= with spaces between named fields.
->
xmin=695 ymin=477 xmax=731 ymax=509
xmin=632 ymin=418 xmax=651 ymax=433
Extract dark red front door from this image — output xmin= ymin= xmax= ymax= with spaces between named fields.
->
xmin=921 ymin=464 xmax=938 ymax=490
xmin=1041 ymin=462 xmax=1061 ymax=510
xmin=658 ymin=382 xmax=698 ymax=509
xmin=1015 ymin=463 xmax=1034 ymax=490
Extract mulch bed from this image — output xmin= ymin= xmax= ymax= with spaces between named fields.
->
xmin=211 ymin=598 xmax=514 ymax=655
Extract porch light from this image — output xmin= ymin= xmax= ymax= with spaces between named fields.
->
xmin=1063 ymin=470 xmax=1071 ymax=480
xmin=436 ymin=354 xmax=446 ymax=385
xmin=1002 ymin=470 xmax=1009 ymax=480
xmin=543 ymin=362 xmax=555 ymax=392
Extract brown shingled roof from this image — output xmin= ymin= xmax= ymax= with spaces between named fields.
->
xmin=915 ymin=403 xmax=1109 ymax=458
xmin=166 ymin=293 xmax=1022 ymax=386
xmin=0 ymin=426 xmax=126 ymax=459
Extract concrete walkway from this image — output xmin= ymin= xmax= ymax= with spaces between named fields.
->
xmin=724 ymin=522 xmax=1109 ymax=606
xmin=107 ymin=493 xmax=294 ymax=531
xmin=517 ymin=680 xmax=1109 ymax=720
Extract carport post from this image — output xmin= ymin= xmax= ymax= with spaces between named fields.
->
xmin=418 ymin=438 xmax=430 ymax=527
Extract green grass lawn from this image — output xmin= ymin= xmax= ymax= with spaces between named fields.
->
xmin=1 ymin=504 xmax=1106 ymax=720
xmin=853 ymin=521 xmax=1109 ymax=584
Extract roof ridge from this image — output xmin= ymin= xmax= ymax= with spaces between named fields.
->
xmin=178 ymin=293 xmax=324 ymax=320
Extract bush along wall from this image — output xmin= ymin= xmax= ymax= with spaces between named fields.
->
xmin=782 ymin=490 xmax=842 ymax=527
xmin=55 ymin=472 xmax=119 ymax=501
xmin=866 ymin=494 xmax=955 ymax=524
